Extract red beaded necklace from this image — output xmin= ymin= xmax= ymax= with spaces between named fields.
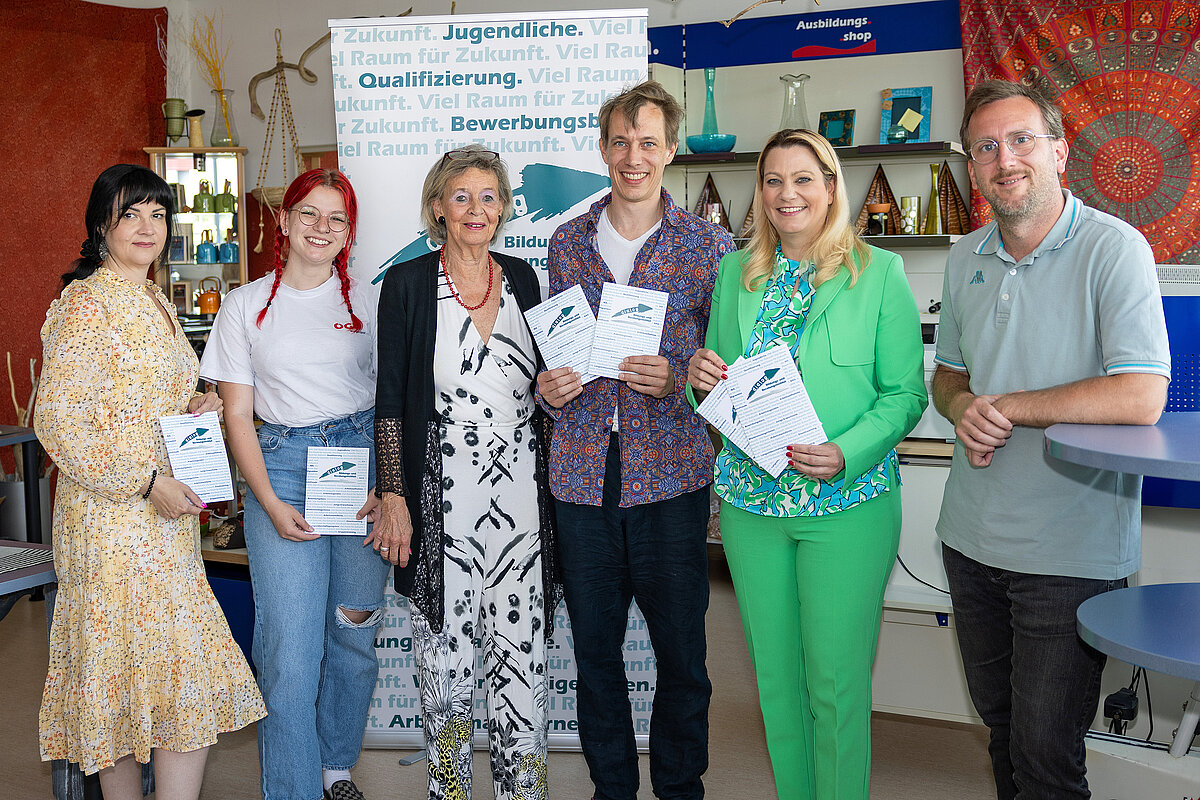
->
xmin=441 ymin=246 xmax=494 ymax=311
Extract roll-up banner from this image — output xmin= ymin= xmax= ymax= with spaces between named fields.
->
xmin=329 ymin=9 xmax=655 ymax=749
xmin=330 ymin=9 xmax=648 ymax=288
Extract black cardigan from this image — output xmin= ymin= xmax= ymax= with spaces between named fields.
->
xmin=375 ymin=248 xmax=562 ymax=636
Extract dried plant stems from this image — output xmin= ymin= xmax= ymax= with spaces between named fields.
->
xmin=190 ymin=12 xmax=233 ymax=145
xmin=156 ymin=12 xmax=186 ymax=99
xmin=6 ymin=354 xmax=38 ymax=480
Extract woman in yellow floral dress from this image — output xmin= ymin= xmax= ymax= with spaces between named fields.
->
xmin=34 ymin=164 xmax=265 ymax=799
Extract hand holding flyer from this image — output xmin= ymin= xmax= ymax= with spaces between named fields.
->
xmin=588 ymin=283 xmax=669 ymax=379
xmin=523 ymin=284 xmax=597 ymax=384
xmin=722 ymin=346 xmax=827 ymax=477
xmin=159 ymin=411 xmax=235 ymax=503
xmin=304 ymin=447 xmax=370 ymax=536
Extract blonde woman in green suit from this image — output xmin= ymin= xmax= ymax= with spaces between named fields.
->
xmin=687 ymin=129 xmax=927 ymax=799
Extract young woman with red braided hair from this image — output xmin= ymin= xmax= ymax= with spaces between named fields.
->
xmin=200 ymin=168 xmax=389 ymax=800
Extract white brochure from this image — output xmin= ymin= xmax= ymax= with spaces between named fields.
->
xmin=159 ymin=411 xmax=234 ymax=503
xmin=588 ymin=283 xmax=669 ymax=380
xmin=523 ymin=284 xmax=598 ymax=384
xmin=695 ymin=377 xmax=756 ymax=458
xmin=304 ymin=447 xmax=370 ymax=536
xmin=727 ymin=346 xmax=827 ymax=477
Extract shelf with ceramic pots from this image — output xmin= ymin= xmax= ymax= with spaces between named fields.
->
xmin=145 ymin=147 xmax=248 ymax=314
xmin=673 ymin=140 xmax=964 ymax=166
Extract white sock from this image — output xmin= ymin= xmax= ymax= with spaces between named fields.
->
xmin=323 ymin=769 xmax=352 ymax=792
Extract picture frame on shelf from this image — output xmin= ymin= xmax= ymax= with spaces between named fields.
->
xmin=168 ymin=236 xmax=188 ymax=265
xmin=818 ymin=110 xmax=856 ymax=147
xmin=170 ymin=281 xmax=193 ymax=314
xmin=168 ymin=223 xmax=193 ymax=265
xmin=879 ymin=86 xmax=932 ymax=144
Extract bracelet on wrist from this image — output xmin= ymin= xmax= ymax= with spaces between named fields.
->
xmin=142 ymin=469 xmax=157 ymax=499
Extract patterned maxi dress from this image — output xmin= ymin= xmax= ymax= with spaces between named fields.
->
xmin=412 ymin=270 xmax=549 ymax=800
xmin=33 ymin=267 xmax=265 ymax=774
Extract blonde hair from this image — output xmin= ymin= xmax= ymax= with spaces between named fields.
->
xmin=742 ymin=129 xmax=870 ymax=292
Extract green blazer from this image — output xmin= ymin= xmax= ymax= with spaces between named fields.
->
xmin=693 ymin=246 xmax=928 ymax=490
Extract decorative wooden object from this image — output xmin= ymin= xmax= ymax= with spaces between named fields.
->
xmin=251 ymin=29 xmax=303 ymax=253
xmin=855 ymin=165 xmax=900 ymax=235
xmin=738 ymin=206 xmax=756 ymax=239
xmin=937 ymin=160 xmax=970 ymax=236
xmin=694 ymin=174 xmax=732 ymax=232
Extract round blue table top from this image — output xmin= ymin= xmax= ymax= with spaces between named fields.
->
xmin=1045 ymin=412 xmax=1200 ymax=481
xmin=1077 ymin=583 xmax=1200 ymax=681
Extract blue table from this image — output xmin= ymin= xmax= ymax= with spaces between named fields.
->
xmin=0 ymin=540 xmax=55 ymax=595
xmin=1045 ymin=411 xmax=1200 ymax=482
xmin=1046 ymin=412 xmax=1200 ymax=758
xmin=0 ymin=424 xmax=45 ymax=544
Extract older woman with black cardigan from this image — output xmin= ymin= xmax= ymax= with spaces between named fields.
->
xmin=371 ymin=145 xmax=561 ymax=800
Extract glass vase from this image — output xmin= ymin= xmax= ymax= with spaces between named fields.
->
xmin=701 ymin=68 xmax=720 ymax=135
xmin=922 ymin=163 xmax=943 ymax=235
xmin=778 ymin=74 xmax=811 ymax=131
xmin=209 ymin=89 xmax=239 ymax=147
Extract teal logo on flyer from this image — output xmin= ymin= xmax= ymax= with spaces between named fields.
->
xmin=180 ymin=428 xmax=212 ymax=449
xmin=613 ymin=303 xmax=652 ymax=318
xmin=747 ymin=368 xmax=781 ymax=399
xmin=548 ymin=306 xmax=578 ymax=337
xmin=319 ymin=461 xmax=358 ymax=480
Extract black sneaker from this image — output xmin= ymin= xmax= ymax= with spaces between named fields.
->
xmin=324 ymin=780 xmax=366 ymax=800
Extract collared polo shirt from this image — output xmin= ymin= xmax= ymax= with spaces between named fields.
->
xmin=934 ymin=190 xmax=1170 ymax=579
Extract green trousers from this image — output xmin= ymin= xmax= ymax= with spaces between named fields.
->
xmin=719 ymin=490 xmax=901 ymax=799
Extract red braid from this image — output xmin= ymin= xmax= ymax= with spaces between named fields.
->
xmin=334 ymin=250 xmax=363 ymax=332
xmin=255 ymin=216 xmax=288 ymax=328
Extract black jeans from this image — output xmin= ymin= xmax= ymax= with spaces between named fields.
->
xmin=943 ymin=544 xmax=1124 ymax=800
xmin=555 ymin=436 xmax=711 ymax=800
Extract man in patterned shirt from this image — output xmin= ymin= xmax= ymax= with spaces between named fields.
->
xmin=536 ymin=81 xmax=735 ymax=800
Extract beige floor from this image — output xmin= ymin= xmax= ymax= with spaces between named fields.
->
xmin=0 ymin=556 xmax=995 ymax=799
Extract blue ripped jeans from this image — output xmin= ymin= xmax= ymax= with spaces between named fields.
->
xmin=244 ymin=408 xmax=391 ymax=800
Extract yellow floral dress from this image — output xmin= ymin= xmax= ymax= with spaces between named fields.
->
xmin=33 ymin=267 xmax=265 ymax=774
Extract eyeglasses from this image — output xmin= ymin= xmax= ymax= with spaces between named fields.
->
xmin=291 ymin=205 xmax=349 ymax=232
xmin=968 ymin=131 xmax=1057 ymax=164
xmin=439 ymin=149 xmax=500 ymax=168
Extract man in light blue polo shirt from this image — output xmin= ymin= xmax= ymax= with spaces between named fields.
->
xmin=932 ymin=79 xmax=1170 ymax=800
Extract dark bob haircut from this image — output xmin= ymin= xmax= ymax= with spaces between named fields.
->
xmin=64 ymin=164 xmax=176 ymax=288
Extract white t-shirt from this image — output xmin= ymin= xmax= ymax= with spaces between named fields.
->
xmin=597 ymin=208 xmax=660 ymax=286
xmin=596 ymin=209 xmax=661 ymax=429
xmin=199 ymin=273 xmax=378 ymax=427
